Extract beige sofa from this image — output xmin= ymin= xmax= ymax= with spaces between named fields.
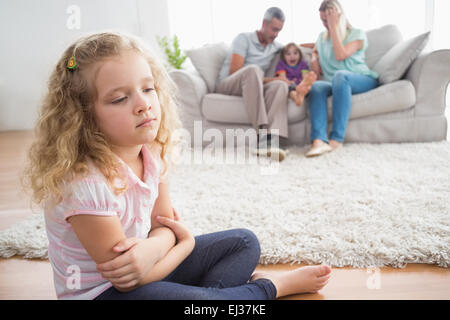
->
xmin=169 ymin=25 xmax=449 ymax=147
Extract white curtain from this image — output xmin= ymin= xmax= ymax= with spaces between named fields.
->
xmin=168 ymin=0 xmax=448 ymax=50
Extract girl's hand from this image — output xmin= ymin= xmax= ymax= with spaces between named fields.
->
xmin=326 ymin=7 xmax=340 ymax=29
xmin=303 ymin=71 xmax=317 ymax=86
xmin=96 ymin=237 xmax=161 ymax=290
xmin=276 ymin=73 xmax=291 ymax=85
xmin=172 ymin=207 xmax=180 ymax=221
xmin=156 ymin=216 xmax=195 ymax=248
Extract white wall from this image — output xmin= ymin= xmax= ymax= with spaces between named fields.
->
xmin=0 ymin=0 xmax=170 ymax=131
xmin=168 ymin=0 xmax=449 ymax=109
xmin=1 ymin=0 xmax=448 ymax=131
xmin=168 ymin=0 xmax=443 ymax=49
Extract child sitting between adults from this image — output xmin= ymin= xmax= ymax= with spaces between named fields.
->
xmin=275 ymin=42 xmax=317 ymax=106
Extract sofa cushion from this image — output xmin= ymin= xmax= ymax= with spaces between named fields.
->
xmin=320 ymin=80 xmax=416 ymax=121
xmin=187 ymin=42 xmax=229 ymax=93
xmin=202 ymin=80 xmax=415 ymax=125
xmin=201 ymin=94 xmax=307 ymax=125
xmin=372 ymin=32 xmax=430 ymax=84
xmin=365 ymin=25 xmax=403 ymax=69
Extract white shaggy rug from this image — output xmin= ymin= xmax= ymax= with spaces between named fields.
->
xmin=1 ymin=142 xmax=450 ymax=268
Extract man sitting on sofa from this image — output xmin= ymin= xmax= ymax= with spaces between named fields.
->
xmin=216 ymin=7 xmax=289 ymax=161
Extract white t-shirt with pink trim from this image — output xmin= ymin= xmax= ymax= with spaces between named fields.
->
xmin=44 ymin=145 xmax=163 ymax=300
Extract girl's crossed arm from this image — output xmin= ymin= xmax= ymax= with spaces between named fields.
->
xmin=95 ymin=180 xmax=195 ymax=292
xmin=132 ymin=181 xmax=195 ymax=286
xmin=68 ymin=206 xmax=174 ymax=292
xmin=69 ymin=180 xmax=179 ymax=293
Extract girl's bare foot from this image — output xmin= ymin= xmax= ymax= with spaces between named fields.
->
xmin=251 ymin=265 xmax=332 ymax=298
xmin=303 ymin=71 xmax=317 ymax=86
xmin=294 ymin=72 xmax=317 ymax=106
xmin=295 ymin=82 xmax=311 ymax=106
xmin=289 ymin=90 xmax=298 ymax=104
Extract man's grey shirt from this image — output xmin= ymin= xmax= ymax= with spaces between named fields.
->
xmin=217 ymin=31 xmax=283 ymax=86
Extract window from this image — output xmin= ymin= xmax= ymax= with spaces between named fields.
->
xmin=167 ymin=0 xmax=447 ymax=50
xmin=433 ymin=0 xmax=450 ymax=50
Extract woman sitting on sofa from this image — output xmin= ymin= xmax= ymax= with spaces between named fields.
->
xmin=306 ymin=0 xmax=379 ymax=157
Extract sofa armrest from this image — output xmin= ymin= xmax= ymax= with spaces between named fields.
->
xmin=169 ymin=69 xmax=208 ymax=118
xmin=405 ymin=49 xmax=450 ymax=116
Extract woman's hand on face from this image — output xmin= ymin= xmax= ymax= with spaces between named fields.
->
xmin=326 ymin=7 xmax=341 ymax=29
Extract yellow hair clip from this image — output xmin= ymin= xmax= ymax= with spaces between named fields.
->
xmin=67 ymin=56 xmax=77 ymax=70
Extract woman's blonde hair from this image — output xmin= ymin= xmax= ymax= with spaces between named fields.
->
xmin=319 ymin=0 xmax=352 ymax=41
xmin=23 ymin=31 xmax=181 ymax=206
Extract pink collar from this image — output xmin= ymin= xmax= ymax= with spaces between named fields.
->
xmin=114 ymin=145 xmax=158 ymax=189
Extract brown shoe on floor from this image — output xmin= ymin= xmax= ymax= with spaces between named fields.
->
xmin=254 ymin=134 xmax=287 ymax=162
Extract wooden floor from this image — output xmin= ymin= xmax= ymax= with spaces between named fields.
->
xmin=1 ymin=130 xmax=449 ymax=300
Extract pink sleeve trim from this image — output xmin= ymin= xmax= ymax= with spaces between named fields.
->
xmin=64 ymin=209 xmax=117 ymax=222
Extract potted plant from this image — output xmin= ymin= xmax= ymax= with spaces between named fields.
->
xmin=156 ymin=35 xmax=188 ymax=70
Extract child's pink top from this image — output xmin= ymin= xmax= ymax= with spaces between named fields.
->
xmin=44 ymin=145 xmax=162 ymax=300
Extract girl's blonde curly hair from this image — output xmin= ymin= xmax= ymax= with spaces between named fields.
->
xmin=23 ymin=31 xmax=181 ymax=206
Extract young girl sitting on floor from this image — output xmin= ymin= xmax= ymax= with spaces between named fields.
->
xmin=24 ymin=31 xmax=331 ymax=300
xmin=275 ymin=42 xmax=317 ymax=106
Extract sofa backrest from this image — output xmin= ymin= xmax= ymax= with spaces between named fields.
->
xmin=365 ymin=24 xmax=403 ymax=69
xmin=187 ymin=42 xmax=229 ymax=93
xmin=186 ymin=24 xmax=403 ymax=91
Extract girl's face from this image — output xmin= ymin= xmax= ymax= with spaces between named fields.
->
xmin=93 ymin=50 xmax=162 ymax=149
xmin=284 ymin=46 xmax=300 ymax=66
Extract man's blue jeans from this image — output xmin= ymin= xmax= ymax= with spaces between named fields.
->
xmin=308 ymin=70 xmax=379 ymax=143
xmin=95 ymin=229 xmax=276 ymax=300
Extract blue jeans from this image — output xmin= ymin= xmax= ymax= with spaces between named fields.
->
xmin=308 ymin=70 xmax=378 ymax=143
xmin=95 ymin=229 xmax=276 ymax=300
